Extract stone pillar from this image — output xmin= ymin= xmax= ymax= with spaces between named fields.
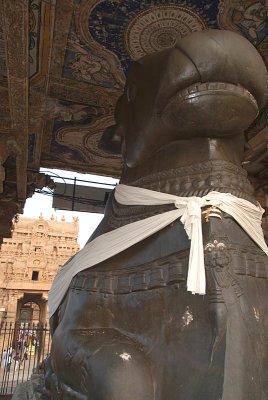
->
xmin=6 ymin=290 xmax=22 ymax=323
xmin=40 ymin=293 xmax=48 ymax=325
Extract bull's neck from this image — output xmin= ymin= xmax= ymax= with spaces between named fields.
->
xmin=120 ymin=135 xmax=254 ymax=202
xmin=122 ymin=135 xmax=244 ymax=182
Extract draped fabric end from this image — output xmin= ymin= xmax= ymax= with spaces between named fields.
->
xmin=48 ymin=184 xmax=268 ymax=318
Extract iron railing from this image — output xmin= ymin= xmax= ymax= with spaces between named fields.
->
xmin=0 ymin=322 xmax=51 ymax=395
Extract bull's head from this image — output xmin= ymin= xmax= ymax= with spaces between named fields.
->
xmin=100 ymin=29 xmax=268 ymax=167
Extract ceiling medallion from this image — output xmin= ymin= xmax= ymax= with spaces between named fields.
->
xmin=125 ymin=5 xmax=207 ymax=60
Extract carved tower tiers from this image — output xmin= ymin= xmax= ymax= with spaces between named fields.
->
xmin=0 ymin=214 xmax=79 ymax=325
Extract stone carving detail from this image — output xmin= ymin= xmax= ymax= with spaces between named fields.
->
xmin=71 ymin=251 xmax=187 ymax=295
xmin=205 ymin=238 xmax=243 ymax=303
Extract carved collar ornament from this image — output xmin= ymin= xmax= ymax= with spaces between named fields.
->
xmin=48 ymin=184 xmax=268 ymax=318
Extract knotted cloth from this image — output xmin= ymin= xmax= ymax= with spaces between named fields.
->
xmin=48 ymin=185 xmax=268 ymax=318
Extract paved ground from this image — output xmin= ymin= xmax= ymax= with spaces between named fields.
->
xmin=0 ymin=358 xmax=36 ymax=395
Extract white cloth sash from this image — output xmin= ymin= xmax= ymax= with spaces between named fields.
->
xmin=48 ymin=185 xmax=268 ymax=318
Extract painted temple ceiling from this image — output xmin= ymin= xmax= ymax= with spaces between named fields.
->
xmin=0 ymin=0 xmax=267 ymax=240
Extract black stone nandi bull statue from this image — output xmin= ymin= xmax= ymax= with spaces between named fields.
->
xmin=46 ymin=29 xmax=268 ymax=400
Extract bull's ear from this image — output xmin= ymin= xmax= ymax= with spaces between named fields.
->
xmin=98 ymin=125 xmax=122 ymax=155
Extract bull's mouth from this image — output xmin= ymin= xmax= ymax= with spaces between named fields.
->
xmin=175 ymin=81 xmax=258 ymax=111
xmin=160 ymin=80 xmax=260 ymax=137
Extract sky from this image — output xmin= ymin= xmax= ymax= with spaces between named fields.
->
xmin=22 ymin=168 xmax=118 ymax=248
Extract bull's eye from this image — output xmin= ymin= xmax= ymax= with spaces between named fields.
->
xmin=127 ymin=82 xmax=137 ymax=102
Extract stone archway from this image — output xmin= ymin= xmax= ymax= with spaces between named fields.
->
xmin=12 ymin=294 xmax=48 ymax=362
xmin=16 ymin=293 xmax=47 ymax=326
xmin=20 ymin=302 xmax=40 ymax=325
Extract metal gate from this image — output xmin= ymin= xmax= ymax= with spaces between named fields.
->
xmin=0 ymin=322 xmax=51 ymax=395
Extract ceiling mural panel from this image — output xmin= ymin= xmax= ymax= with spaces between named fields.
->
xmin=124 ymin=5 xmax=208 ymax=60
xmin=63 ymin=26 xmax=125 ymax=89
xmin=88 ymin=0 xmax=218 ymax=70
xmin=218 ymin=0 xmax=268 ymax=46
xmin=40 ymin=99 xmax=121 ymax=176
xmin=29 ymin=0 xmax=42 ymax=78
xmin=247 ymin=105 xmax=268 ymax=138
xmin=55 ymin=114 xmax=122 ymax=172
xmin=218 ymin=0 xmax=268 ymax=140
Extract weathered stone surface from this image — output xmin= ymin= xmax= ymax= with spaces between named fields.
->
xmin=12 ymin=373 xmax=50 ymax=400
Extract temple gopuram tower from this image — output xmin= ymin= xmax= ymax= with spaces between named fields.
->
xmin=0 ymin=214 xmax=79 ymax=325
